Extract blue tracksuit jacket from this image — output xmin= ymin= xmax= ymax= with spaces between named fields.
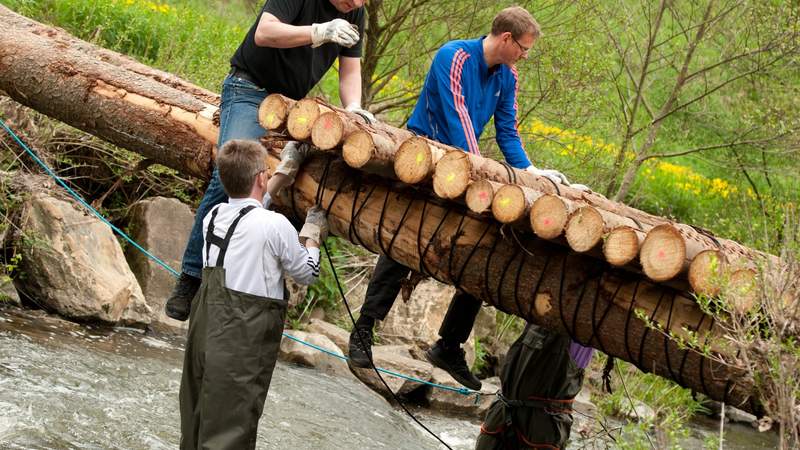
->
xmin=407 ymin=37 xmax=532 ymax=169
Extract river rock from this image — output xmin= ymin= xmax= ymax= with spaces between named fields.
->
xmin=425 ymin=368 xmax=498 ymax=417
xmin=704 ymin=400 xmax=757 ymax=425
xmin=622 ymin=399 xmax=656 ymax=422
xmin=726 ymin=406 xmax=757 ymax=425
xmin=378 ymin=278 xmax=497 ymax=367
xmin=279 ymin=330 xmax=353 ymax=380
xmin=0 ymin=275 xmax=20 ymax=306
xmin=306 ymin=318 xmax=350 ymax=350
xmin=349 ymin=344 xmax=434 ymax=398
xmin=125 ymin=197 xmax=192 ymax=330
xmin=13 ymin=193 xmax=150 ymax=325
xmin=573 ymin=388 xmax=597 ymax=418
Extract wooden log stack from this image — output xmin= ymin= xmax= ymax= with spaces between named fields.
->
xmin=267 ymin=92 xmax=782 ymax=311
xmin=1 ymin=4 xmax=787 ymax=414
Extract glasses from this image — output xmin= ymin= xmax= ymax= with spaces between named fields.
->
xmin=510 ymin=35 xmax=531 ymax=54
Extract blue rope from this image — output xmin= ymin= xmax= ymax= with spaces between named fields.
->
xmin=0 ymin=118 xmax=476 ymax=398
xmin=281 ymin=333 xmax=471 ymax=395
xmin=0 ymin=119 xmax=180 ymax=278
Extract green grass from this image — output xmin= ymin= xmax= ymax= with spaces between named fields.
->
xmin=6 ymin=0 xmax=253 ymax=89
xmin=593 ymin=359 xmax=711 ymax=449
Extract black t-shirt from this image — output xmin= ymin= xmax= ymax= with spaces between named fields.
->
xmin=230 ymin=0 xmax=365 ymax=100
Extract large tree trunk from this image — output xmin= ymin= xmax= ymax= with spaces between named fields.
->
xmin=0 ymin=5 xmax=763 ymax=414
xmin=265 ymin=151 xmax=758 ymax=414
xmin=0 ymin=5 xmax=218 ymax=179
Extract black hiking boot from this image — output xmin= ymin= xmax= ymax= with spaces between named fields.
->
xmin=348 ymin=326 xmax=374 ymax=368
xmin=425 ymin=340 xmax=482 ymax=391
xmin=165 ymin=273 xmax=201 ymax=321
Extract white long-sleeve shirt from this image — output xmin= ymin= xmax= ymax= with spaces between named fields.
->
xmin=202 ymin=197 xmax=320 ymax=299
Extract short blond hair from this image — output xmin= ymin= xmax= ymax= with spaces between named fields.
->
xmin=491 ymin=6 xmax=541 ymax=40
xmin=217 ymin=139 xmax=267 ymax=198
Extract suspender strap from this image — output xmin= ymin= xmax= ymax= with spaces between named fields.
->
xmin=205 ymin=205 xmax=257 ymax=268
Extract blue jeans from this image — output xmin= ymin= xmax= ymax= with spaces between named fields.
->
xmin=181 ymin=75 xmax=268 ymax=278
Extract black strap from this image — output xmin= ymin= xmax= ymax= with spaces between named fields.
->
xmin=496 ymin=393 xmax=574 ymax=412
xmin=205 ymin=205 xmax=257 ymax=267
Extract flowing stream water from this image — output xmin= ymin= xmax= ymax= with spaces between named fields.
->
xmin=0 ymin=305 xmax=779 ymax=449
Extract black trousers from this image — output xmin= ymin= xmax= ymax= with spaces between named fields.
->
xmin=361 ymin=254 xmax=481 ymax=344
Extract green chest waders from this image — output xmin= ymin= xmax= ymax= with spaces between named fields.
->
xmin=475 ymin=324 xmax=585 ymax=450
xmin=179 ymin=205 xmax=288 ymax=450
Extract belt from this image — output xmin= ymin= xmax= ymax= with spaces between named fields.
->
xmin=229 ymin=67 xmax=260 ymax=87
xmin=497 ymin=393 xmax=574 ymax=413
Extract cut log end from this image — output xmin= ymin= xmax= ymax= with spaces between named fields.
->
xmin=530 ymin=194 xmax=567 ymax=240
xmin=603 ymin=226 xmax=640 ymax=267
xmin=688 ymin=250 xmax=724 ymax=297
xmin=565 ymin=206 xmax=605 ymax=253
xmin=640 ymin=224 xmax=687 ymax=282
xmin=258 ymin=94 xmax=290 ymax=130
xmin=311 ymin=111 xmax=344 ymax=150
xmin=432 ymin=151 xmax=470 ymax=199
xmin=492 ymin=184 xmax=526 ymax=223
xmin=342 ymin=130 xmax=374 ymax=168
xmin=727 ymin=269 xmax=758 ymax=314
xmin=286 ymin=98 xmax=320 ymax=140
xmin=465 ymin=180 xmax=494 ymax=213
xmin=395 ymin=137 xmax=433 ymax=184
xmin=534 ymin=293 xmax=553 ymax=317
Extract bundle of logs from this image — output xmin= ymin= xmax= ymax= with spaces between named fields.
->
xmin=0 ymin=4 xmax=788 ymax=415
xmin=259 ymin=94 xmax=780 ymax=312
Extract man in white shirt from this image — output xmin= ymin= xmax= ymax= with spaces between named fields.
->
xmin=179 ymin=139 xmax=327 ymax=449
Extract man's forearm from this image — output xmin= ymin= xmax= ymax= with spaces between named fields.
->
xmin=339 ymin=78 xmax=361 ymax=107
xmin=339 ymin=60 xmax=362 ymax=107
xmin=254 ymin=14 xmax=313 ymax=48
xmin=267 ymin=173 xmax=291 ymax=198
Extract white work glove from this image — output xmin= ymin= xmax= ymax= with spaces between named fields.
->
xmin=299 ymin=205 xmax=329 ymax=244
xmin=275 ymin=141 xmax=312 ymax=184
xmin=311 ymin=19 xmax=359 ymax=48
xmin=526 ymin=165 xmax=571 ymax=186
xmin=346 ymin=103 xmax=376 ymax=124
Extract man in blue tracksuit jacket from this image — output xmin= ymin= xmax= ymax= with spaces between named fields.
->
xmin=348 ymin=6 xmax=573 ymax=390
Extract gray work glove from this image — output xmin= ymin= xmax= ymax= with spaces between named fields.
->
xmin=346 ymin=103 xmax=376 ymax=124
xmin=275 ymin=141 xmax=312 ymax=184
xmin=526 ymin=165 xmax=571 ymax=186
xmin=299 ymin=205 xmax=329 ymax=244
xmin=311 ymin=19 xmax=359 ymax=48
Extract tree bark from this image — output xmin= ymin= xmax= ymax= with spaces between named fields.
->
xmin=309 ymin=107 xmax=404 ymax=152
xmin=0 ymin=6 xmax=219 ymax=106
xmin=0 ymin=6 xmax=218 ymax=179
xmin=430 ymin=149 xmax=780 ymax=290
xmin=264 ymin=149 xmax=759 ymax=415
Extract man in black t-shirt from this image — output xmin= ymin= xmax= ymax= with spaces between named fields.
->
xmin=166 ymin=0 xmax=372 ymax=322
